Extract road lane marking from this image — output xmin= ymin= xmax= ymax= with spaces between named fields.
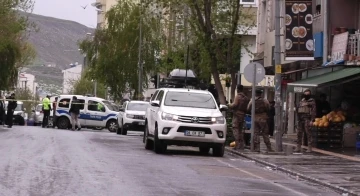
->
xmin=216 ymin=159 xmax=308 ymax=196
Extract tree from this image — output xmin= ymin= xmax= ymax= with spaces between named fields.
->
xmin=146 ymin=0 xmax=256 ymax=104
xmin=70 ymin=74 xmax=107 ymax=99
xmin=79 ymin=0 xmax=161 ymax=100
xmin=0 ymin=0 xmax=37 ymax=90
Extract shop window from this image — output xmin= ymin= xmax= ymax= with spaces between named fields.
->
xmin=59 ymin=98 xmax=70 ymax=108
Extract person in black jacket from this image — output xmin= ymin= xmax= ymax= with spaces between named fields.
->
xmin=0 ymin=95 xmax=5 ymax=126
xmin=6 ymin=93 xmax=17 ymax=128
xmin=69 ymin=96 xmax=81 ymax=131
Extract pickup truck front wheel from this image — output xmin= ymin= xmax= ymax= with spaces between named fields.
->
xmin=154 ymin=125 xmax=167 ymax=154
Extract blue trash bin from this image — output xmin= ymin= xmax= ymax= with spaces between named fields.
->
xmin=356 ymin=132 xmax=360 ymax=154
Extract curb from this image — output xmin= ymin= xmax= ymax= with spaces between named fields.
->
xmin=225 ymin=147 xmax=359 ymax=196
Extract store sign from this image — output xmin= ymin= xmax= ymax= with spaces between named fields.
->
xmin=284 ymin=0 xmax=314 ymax=61
xmin=241 ymin=74 xmax=274 ymax=87
xmin=331 ymin=32 xmax=349 ymax=61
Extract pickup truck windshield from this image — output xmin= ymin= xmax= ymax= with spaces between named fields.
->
xmin=164 ymin=92 xmax=217 ymax=109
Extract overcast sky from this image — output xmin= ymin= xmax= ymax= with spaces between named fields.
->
xmin=33 ymin=0 xmax=97 ymax=28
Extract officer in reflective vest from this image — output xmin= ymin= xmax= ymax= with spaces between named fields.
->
xmin=42 ymin=95 xmax=51 ymax=128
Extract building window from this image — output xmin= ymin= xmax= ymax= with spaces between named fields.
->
xmin=240 ymin=0 xmax=256 ymax=5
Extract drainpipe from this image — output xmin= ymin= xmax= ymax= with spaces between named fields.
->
xmin=322 ymin=0 xmax=328 ymax=64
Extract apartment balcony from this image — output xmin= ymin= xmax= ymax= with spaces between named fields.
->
xmin=345 ymin=32 xmax=360 ymax=65
xmin=91 ymin=0 xmax=105 ymax=10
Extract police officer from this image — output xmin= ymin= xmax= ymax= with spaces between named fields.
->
xmin=247 ymin=89 xmax=273 ymax=152
xmin=42 ymin=94 xmax=51 ymax=128
xmin=6 ymin=93 xmax=17 ymax=128
xmin=228 ymin=85 xmax=250 ymax=151
xmin=295 ymin=89 xmax=316 ymax=153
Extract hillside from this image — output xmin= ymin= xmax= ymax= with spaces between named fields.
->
xmin=23 ymin=13 xmax=94 ymax=94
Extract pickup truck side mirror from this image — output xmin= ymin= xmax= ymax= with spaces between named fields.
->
xmin=219 ymin=104 xmax=228 ymax=112
xmin=150 ymin=100 xmax=160 ymax=107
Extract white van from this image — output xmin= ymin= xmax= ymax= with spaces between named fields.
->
xmin=55 ymin=95 xmax=119 ymax=132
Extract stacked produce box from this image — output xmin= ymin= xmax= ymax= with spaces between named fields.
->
xmin=311 ymin=110 xmax=346 ymax=149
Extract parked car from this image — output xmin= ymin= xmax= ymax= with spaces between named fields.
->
xmin=5 ymin=101 xmax=26 ymax=126
xmin=33 ymin=104 xmax=44 ymax=126
xmin=55 ymin=95 xmax=119 ymax=132
xmin=117 ymin=101 xmax=149 ymax=135
xmin=143 ymin=88 xmax=228 ymax=157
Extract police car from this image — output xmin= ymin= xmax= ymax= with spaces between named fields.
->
xmin=55 ymin=95 xmax=119 ymax=132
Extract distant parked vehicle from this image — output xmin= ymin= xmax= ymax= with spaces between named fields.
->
xmin=33 ymin=104 xmax=44 ymax=126
xmin=5 ymin=101 xmax=26 ymax=126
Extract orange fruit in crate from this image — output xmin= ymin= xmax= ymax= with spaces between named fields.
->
xmin=318 ymin=122 xmax=324 ymax=127
xmin=315 ymin=118 xmax=321 ymax=122
xmin=313 ymin=122 xmax=319 ymax=127
xmin=230 ymin=141 xmax=236 ymax=147
xmin=324 ymin=122 xmax=329 ymax=127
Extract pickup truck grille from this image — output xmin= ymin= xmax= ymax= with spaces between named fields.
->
xmin=177 ymin=115 xmax=212 ymax=124
xmin=133 ymin=115 xmax=145 ymax=120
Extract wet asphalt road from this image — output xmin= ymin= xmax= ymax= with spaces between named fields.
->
xmin=0 ymin=126 xmax=340 ymax=196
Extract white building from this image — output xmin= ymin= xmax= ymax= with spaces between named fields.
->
xmin=62 ymin=64 xmax=83 ymax=94
xmin=17 ymin=72 xmax=38 ymax=95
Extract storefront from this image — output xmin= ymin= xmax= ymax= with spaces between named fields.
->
xmin=286 ymin=66 xmax=360 ymax=151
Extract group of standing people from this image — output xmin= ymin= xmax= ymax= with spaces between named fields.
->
xmin=41 ymin=95 xmax=81 ymax=131
xmin=227 ymin=85 xmax=318 ymax=153
xmin=228 ymin=85 xmax=274 ymax=152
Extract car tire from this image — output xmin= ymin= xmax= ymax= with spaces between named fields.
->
xmin=144 ymin=123 xmax=153 ymax=150
xmin=199 ymin=147 xmax=210 ymax=154
xmin=57 ymin=117 xmax=70 ymax=129
xmin=212 ymin=144 xmax=225 ymax=157
xmin=107 ymin=120 xmax=117 ymax=132
xmin=18 ymin=117 xmax=25 ymax=126
xmin=121 ymin=121 xmax=127 ymax=135
xmin=154 ymin=125 xmax=166 ymax=154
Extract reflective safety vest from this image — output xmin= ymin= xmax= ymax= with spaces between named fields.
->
xmin=43 ymin=97 xmax=50 ymax=110
xmin=97 ymin=103 xmax=103 ymax=111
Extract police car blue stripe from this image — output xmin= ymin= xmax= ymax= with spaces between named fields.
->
xmin=57 ymin=110 xmax=116 ymax=121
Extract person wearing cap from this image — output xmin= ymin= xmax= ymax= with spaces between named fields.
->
xmin=69 ymin=96 xmax=81 ymax=131
xmin=295 ymin=89 xmax=316 ymax=153
xmin=6 ymin=93 xmax=17 ymax=128
xmin=247 ymin=89 xmax=273 ymax=152
xmin=228 ymin=84 xmax=250 ymax=151
xmin=42 ymin=94 xmax=52 ymax=128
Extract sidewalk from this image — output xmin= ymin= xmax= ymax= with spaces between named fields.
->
xmin=226 ymin=138 xmax=360 ymax=196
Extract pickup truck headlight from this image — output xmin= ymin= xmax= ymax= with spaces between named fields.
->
xmin=126 ymin=114 xmax=134 ymax=119
xmin=161 ymin=112 xmax=179 ymax=121
xmin=211 ymin=116 xmax=225 ymax=124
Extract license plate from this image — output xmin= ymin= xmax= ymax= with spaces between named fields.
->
xmin=139 ymin=122 xmax=145 ymax=125
xmin=185 ymin=131 xmax=205 ymax=137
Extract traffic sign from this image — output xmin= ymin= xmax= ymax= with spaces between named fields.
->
xmin=243 ymin=62 xmax=265 ymax=84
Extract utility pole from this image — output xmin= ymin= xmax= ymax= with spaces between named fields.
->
xmin=138 ymin=0 xmax=143 ymax=99
xmin=274 ymin=0 xmax=283 ymax=152
xmin=183 ymin=5 xmax=188 ymax=87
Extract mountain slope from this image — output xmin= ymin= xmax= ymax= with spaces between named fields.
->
xmin=22 ymin=13 xmax=94 ymax=94
xmin=27 ymin=13 xmax=93 ymax=69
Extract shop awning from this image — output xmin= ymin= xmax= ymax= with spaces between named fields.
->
xmin=287 ymin=68 xmax=360 ymax=90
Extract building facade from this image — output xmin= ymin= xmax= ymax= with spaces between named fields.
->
xmin=62 ymin=64 xmax=83 ymax=94
xmin=17 ymin=72 xmax=37 ymax=95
